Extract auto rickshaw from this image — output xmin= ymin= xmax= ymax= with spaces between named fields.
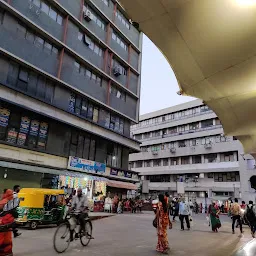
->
xmin=16 ymin=188 xmax=66 ymax=230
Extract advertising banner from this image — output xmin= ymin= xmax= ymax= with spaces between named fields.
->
xmin=68 ymin=156 xmax=106 ymax=174
xmin=0 ymin=108 xmax=10 ymax=127
xmin=29 ymin=120 xmax=40 ymax=136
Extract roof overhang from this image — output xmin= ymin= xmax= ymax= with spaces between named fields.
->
xmin=120 ymin=0 xmax=256 ymax=156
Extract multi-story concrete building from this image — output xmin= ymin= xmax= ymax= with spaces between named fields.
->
xmin=129 ymin=100 xmax=256 ymax=204
xmin=0 ymin=0 xmax=141 ymax=198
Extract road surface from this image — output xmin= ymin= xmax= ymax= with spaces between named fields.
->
xmin=13 ymin=213 xmax=256 ymax=256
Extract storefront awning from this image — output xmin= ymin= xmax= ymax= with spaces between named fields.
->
xmin=107 ymin=180 xmax=137 ymax=190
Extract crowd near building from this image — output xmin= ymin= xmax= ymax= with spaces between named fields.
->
xmin=129 ymin=100 xmax=256 ymax=206
xmin=0 ymin=0 xmax=142 ymax=208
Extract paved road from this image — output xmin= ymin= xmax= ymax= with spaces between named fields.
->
xmin=13 ymin=213 xmax=255 ymax=256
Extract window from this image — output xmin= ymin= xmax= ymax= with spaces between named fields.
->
xmin=190 ymin=139 xmax=197 ymax=146
xmin=83 ymin=33 xmax=103 ymax=56
xmin=149 ymin=175 xmax=170 ymax=183
xmin=201 ymin=105 xmax=210 ymax=112
xmin=170 ymin=158 xmax=178 ymax=166
xmin=115 ymin=9 xmax=130 ymax=29
xmin=201 ymin=119 xmax=213 ymax=128
xmin=34 ymin=36 xmax=44 ymax=48
xmin=136 ymin=161 xmax=143 ymax=168
xmin=26 ymin=30 xmax=35 ymax=43
xmin=214 ymin=172 xmax=240 ymax=182
xmin=189 ymin=122 xmax=199 ymax=130
xmin=169 ymin=127 xmax=177 ymax=134
xmin=110 ymin=86 xmax=126 ymax=101
xmin=112 ymin=32 xmax=128 ymax=51
xmin=220 ymin=152 xmax=235 ymax=162
xmin=163 ymin=158 xmax=169 ymax=166
xmin=192 ymin=155 xmax=201 ymax=164
xmin=17 ymin=23 xmax=26 ymax=38
xmin=113 ymin=59 xmax=127 ymax=76
xmin=153 ymin=159 xmax=161 ymax=167
xmin=18 ymin=69 xmax=29 ymax=83
xmin=178 ymin=140 xmax=186 ymax=148
xmin=204 ymin=153 xmax=217 ymax=163
xmin=152 ymin=130 xmax=160 ymax=137
xmin=207 ymin=173 xmax=214 ymax=178
xmin=74 ymin=62 xmax=80 ymax=72
xmin=181 ymin=156 xmax=190 ymax=165
xmin=84 ymin=6 xmax=106 ymax=31
xmin=30 ymin=0 xmax=63 ymax=25
xmin=41 ymin=2 xmax=49 ymax=14
xmin=144 ymin=160 xmax=151 ymax=167
xmin=216 ymin=118 xmax=221 ymax=125
xmin=78 ymin=31 xmax=83 ymax=41
xmin=101 ymin=0 xmax=109 ymax=6
xmin=152 ymin=145 xmax=160 ymax=152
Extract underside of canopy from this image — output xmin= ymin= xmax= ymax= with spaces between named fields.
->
xmin=120 ymin=0 xmax=256 ymax=156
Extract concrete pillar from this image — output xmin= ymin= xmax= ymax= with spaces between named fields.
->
xmin=201 ymin=155 xmax=204 ymax=163
xmin=233 ymin=152 xmax=238 ymax=161
xmin=216 ymin=153 xmax=220 ymax=163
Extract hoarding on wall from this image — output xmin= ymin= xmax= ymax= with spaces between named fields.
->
xmin=0 ymin=108 xmax=10 ymax=127
xmin=68 ymin=156 xmax=106 ymax=174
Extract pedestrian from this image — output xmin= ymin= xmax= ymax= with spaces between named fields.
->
xmin=231 ymin=198 xmax=243 ymax=236
xmin=164 ymin=193 xmax=172 ymax=227
xmin=12 ymin=185 xmax=21 ymax=238
xmin=0 ymin=189 xmax=16 ymax=256
xmin=195 ymin=202 xmax=199 ymax=214
xmin=156 ymin=194 xmax=171 ymax=254
xmin=173 ymin=199 xmax=179 ymax=222
xmin=138 ymin=199 xmax=143 ymax=213
xmin=244 ymin=200 xmax=256 ymax=238
xmin=189 ymin=199 xmax=194 ymax=216
xmin=179 ymin=198 xmax=190 ymax=231
xmin=117 ymin=200 xmax=122 ymax=214
xmin=208 ymin=201 xmax=221 ymax=232
xmin=236 ymin=200 xmax=246 ymax=228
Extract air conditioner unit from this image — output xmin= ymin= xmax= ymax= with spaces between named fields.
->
xmin=170 ymin=148 xmax=176 ymax=153
xmin=113 ymin=66 xmax=121 ymax=76
xmin=204 ymin=143 xmax=212 ymax=149
xmin=152 ymin=151 xmax=158 ymax=155
xmin=84 ymin=10 xmax=92 ymax=21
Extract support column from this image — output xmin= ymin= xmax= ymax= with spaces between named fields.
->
xmin=112 ymin=2 xmax=117 ymax=22
xmin=79 ymin=0 xmax=84 ymax=22
xmin=57 ymin=15 xmax=69 ymax=79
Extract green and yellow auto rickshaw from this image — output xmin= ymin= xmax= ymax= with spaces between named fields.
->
xmin=16 ymin=188 xmax=66 ymax=229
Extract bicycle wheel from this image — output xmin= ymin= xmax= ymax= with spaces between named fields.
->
xmin=80 ymin=220 xmax=92 ymax=246
xmin=53 ymin=222 xmax=71 ymax=253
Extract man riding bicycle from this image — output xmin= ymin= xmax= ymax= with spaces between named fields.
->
xmin=70 ymin=188 xmax=88 ymax=241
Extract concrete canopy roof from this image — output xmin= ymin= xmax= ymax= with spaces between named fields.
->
xmin=120 ymin=0 xmax=256 ymax=155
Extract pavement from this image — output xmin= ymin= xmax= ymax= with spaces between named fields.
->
xmin=13 ymin=213 xmax=256 ymax=256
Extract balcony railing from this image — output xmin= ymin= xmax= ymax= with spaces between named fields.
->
xmin=131 ymin=109 xmax=214 ymax=130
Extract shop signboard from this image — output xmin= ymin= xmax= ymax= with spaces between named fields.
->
xmin=29 ymin=120 xmax=40 ymax=136
xmin=20 ymin=116 xmax=30 ymax=134
xmin=68 ymin=156 xmax=106 ymax=174
xmin=0 ymin=108 xmax=10 ymax=127
xmin=124 ymin=171 xmax=132 ymax=179
xmin=110 ymin=169 xmax=118 ymax=176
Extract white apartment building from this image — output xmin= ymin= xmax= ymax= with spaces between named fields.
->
xmin=129 ymin=100 xmax=256 ymax=205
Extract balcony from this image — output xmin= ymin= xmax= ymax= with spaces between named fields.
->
xmin=131 ymin=109 xmax=214 ymax=131
xmin=132 ymin=161 xmax=240 ymax=175
xmin=139 ymin=124 xmax=223 ymax=143
xmin=129 ymin=140 xmax=242 ymax=161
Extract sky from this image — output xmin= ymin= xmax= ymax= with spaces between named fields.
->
xmin=139 ymin=35 xmax=195 ymax=115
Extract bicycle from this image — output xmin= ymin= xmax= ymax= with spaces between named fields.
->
xmin=53 ymin=210 xmax=93 ymax=253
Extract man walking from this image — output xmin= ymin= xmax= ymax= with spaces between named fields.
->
xmin=231 ymin=198 xmax=243 ymax=236
xmin=13 ymin=185 xmax=21 ymax=238
xmin=245 ymin=200 xmax=256 ymax=238
xmin=179 ymin=198 xmax=190 ymax=231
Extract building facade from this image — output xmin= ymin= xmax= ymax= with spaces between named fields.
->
xmin=129 ymin=100 xmax=256 ymax=204
xmin=0 ymin=0 xmax=141 ymax=197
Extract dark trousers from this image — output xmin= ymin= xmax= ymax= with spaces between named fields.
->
xmin=232 ymin=215 xmax=242 ymax=233
xmin=180 ymin=215 xmax=190 ymax=230
xmin=249 ymin=221 xmax=256 ymax=234
xmin=173 ymin=210 xmax=179 ymax=221
xmin=12 ymin=222 xmax=18 ymax=235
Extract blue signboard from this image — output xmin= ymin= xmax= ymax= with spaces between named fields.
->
xmin=68 ymin=156 xmax=106 ymax=174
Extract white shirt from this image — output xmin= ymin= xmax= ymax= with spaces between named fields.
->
xmin=13 ymin=192 xmax=18 ymax=199
xmin=71 ymin=194 xmax=88 ymax=212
